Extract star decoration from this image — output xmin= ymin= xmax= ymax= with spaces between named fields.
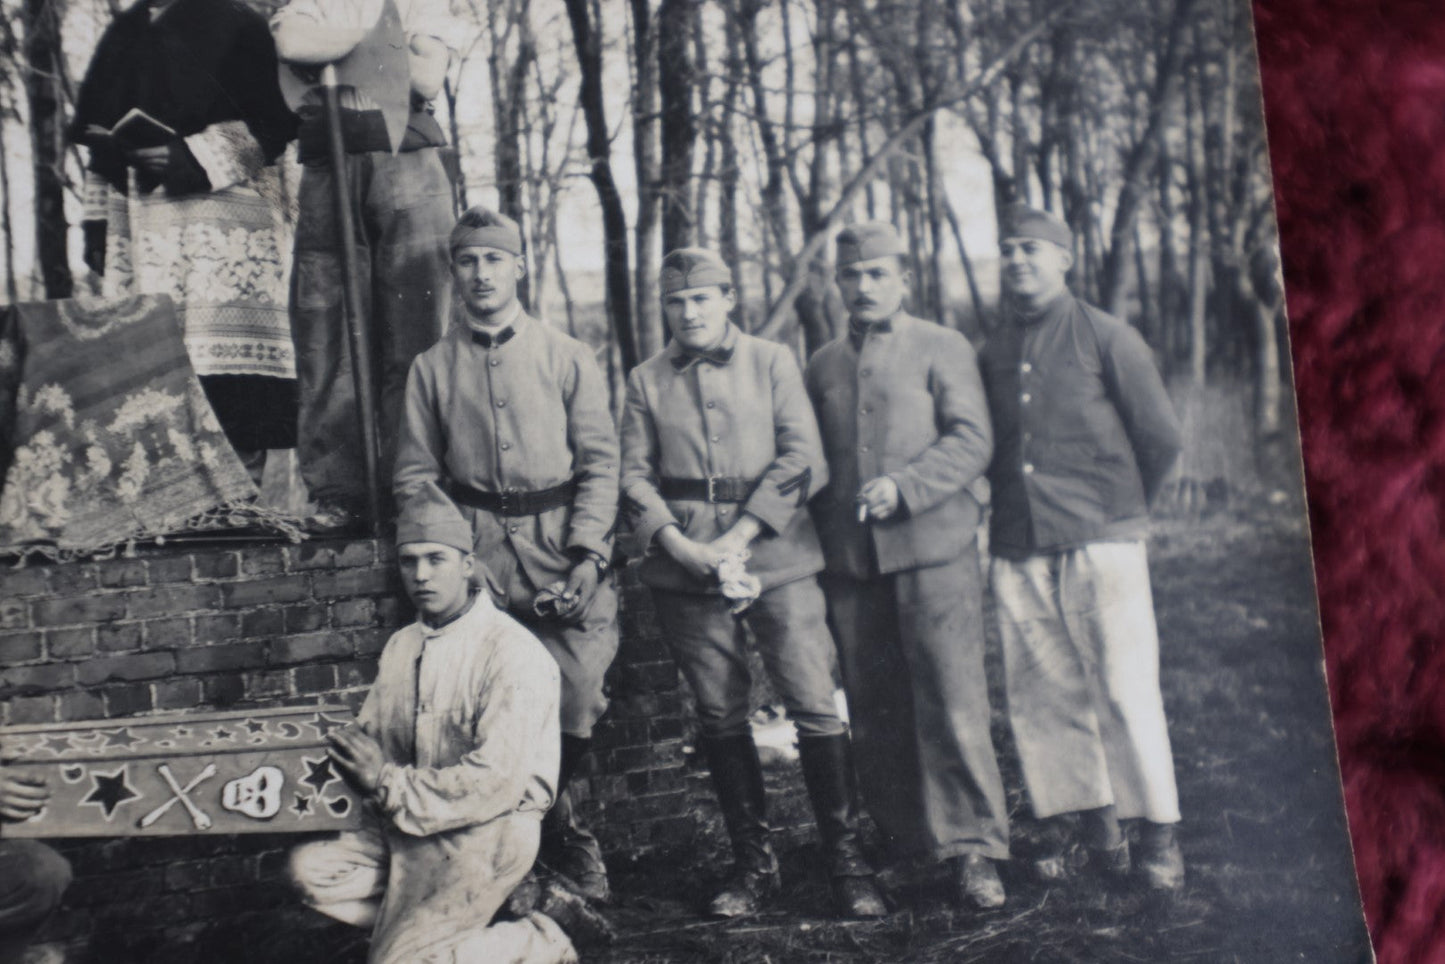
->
xmin=300 ymin=755 xmax=339 ymax=794
xmin=291 ymin=793 xmax=314 ymax=817
xmin=209 ymin=727 xmax=235 ymax=743
xmin=169 ymin=726 xmax=192 ymax=740
xmin=303 ymin=713 xmax=349 ymax=738
xmin=38 ymin=734 xmax=74 ymax=755
xmin=243 ymin=719 xmax=266 ymax=735
xmin=101 ymin=727 xmax=142 ymax=749
xmin=81 ymin=766 xmax=140 ymax=819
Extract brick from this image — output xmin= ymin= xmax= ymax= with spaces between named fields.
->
xmin=0 ymin=599 xmax=27 ymax=629
xmin=76 ymin=652 xmax=175 ymax=685
xmin=0 ymin=630 xmax=42 ymax=662
xmin=609 ymin=741 xmax=683 ymax=773
xmin=0 ymin=663 xmax=75 ymax=695
xmin=146 ymin=555 xmax=193 ymax=583
xmin=192 ymin=552 xmax=240 ymax=579
xmin=33 ymin=594 xmax=129 ymax=626
xmin=46 ymin=626 xmax=96 ymax=658
xmin=57 ymin=690 xmax=107 ymax=721
xmin=162 ymin=860 xmax=212 ymax=892
xmin=292 ymin=663 xmax=336 ymax=694
xmin=49 ymin=565 xmax=97 ymax=594
xmin=244 ymin=670 xmax=291 ymax=699
xmin=154 ymin=677 xmax=203 ymax=710
xmin=334 ymin=659 xmax=377 ymax=688
xmin=143 ymin=617 xmax=192 ymax=650
xmin=312 ymin=567 xmax=397 ymax=598
xmin=97 ymin=622 xmax=144 ymax=653
xmin=353 ymin=627 xmax=391 ymax=656
xmin=284 ymin=603 xmax=328 ymax=633
xmin=193 ymin=613 xmax=242 ymax=644
xmin=239 ymin=546 xmax=286 ymax=575
xmin=375 ymin=596 xmax=412 ymax=627
xmin=270 ymin=632 xmax=351 ymax=665
xmin=176 ymin=642 xmax=266 ymax=674
xmin=0 ymin=567 xmax=48 ymax=596
xmin=241 ymin=608 xmax=285 ymax=637
xmin=103 ymin=683 xmax=153 ymax=716
xmin=202 ymin=674 xmax=244 ymax=707
xmin=6 ymin=695 xmax=54 ymax=724
xmin=222 ymin=575 xmax=311 ymax=608
xmin=126 ymin=584 xmax=223 ymax=618
xmin=331 ymin=598 xmax=376 ymax=627
xmin=97 ymin=559 xmax=148 ymax=588
xmin=66 ymin=868 xmax=166 ymax=906
xmin=288 ymin=540 xmax=375 ymax=571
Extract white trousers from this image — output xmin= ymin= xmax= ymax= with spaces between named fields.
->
xmin=290 ymin=814 xmax=577 ymax=964
xmin=992 ymin=541 xmax=1181 ymax=823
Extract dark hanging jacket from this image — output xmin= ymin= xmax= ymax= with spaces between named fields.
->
xmin=69 ymin=0 xmax=297 ymax=196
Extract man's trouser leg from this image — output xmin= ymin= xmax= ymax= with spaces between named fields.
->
xmin=824 ymin=553 xmax=1010 ymax=862
xmin=290 ymin=149 xmax=451 ymax=511
xmin=0 ymin=841 xmax=71 ymax=963
xmin=520 ymin=576 xmax=620 ymax=898
xmin=993 ymin=541 xmax=1180 ymax=824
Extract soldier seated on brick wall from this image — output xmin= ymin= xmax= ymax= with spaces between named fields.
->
xmin=288 ymin=483 xmax=611 ymax=964
xmin=0 ymin=769 xmax=72 ymax=964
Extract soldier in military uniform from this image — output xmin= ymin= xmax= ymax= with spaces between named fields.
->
xmin=619 ymin=248 xmax=886 ymax=920
xmin=981 ymin=204 xmax=1184 ymax=892
xmin=804 ymin=222 xmax=1011 ymax=910
xmin=394 ymin=208 xmax=619 ymax=902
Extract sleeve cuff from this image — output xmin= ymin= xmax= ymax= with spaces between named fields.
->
xmin=183 ymin=122 xmax=262 ymax=193
xmin=741 ymin=490 xmax=796 ymax=536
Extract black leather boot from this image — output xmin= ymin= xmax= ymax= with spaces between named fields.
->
xmin=541 ymin=735 xmax=610 ymax=902
xmin=796 ymin=733 xmax=888 ymax=918
xmin=700 ymin=733 xmax=781 ymax=918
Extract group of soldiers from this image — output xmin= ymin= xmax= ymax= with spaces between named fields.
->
xmin=0 ymin=0 xmax=1188 ymax=959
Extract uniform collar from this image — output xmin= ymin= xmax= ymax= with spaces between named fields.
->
xmin=1009 ymin=290 xmax=1073 ymax=328
xmin=418 ymin=592 xmax=490 ymax=640
xmin=670 ymin=323 xmax=738 ymax=372
xmin=465 ymin=301 xmax=525 ymax=347
xmin=847 ymin=312 xmax=896 ymax=351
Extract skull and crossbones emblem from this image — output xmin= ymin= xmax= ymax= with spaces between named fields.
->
xmin=221 ymin=766 xmax=285 ymax=820
xmin=139 ymin=763 xmax=216 ymax=831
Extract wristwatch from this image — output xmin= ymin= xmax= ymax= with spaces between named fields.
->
xmin=582 ymin=549 xmax=610 ymax=577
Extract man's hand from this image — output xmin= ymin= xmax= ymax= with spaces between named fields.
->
xmin=0 ymin=772 xmax=52 ymax=823
xmin=657 ymin=526 xmax=718 ymax=582
xmin=857 ymin=476 xmax=901 ymax=521
xmin=328 ymin=726 xmax=386 ymax=795
xmin=555 ymin=558 xmax=601 ymax=618
xmin=706 ymin=514 xmax=763 ymax=560
xmin=126 ymin=145 xmax=173 ymax=173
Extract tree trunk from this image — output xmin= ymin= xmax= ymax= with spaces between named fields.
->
xmin=658 ymin=0 xmax=694 ymax=254
xmin=0 ymin=102 xmax=17 ymax=304
xmin=629 ymin=0 xmax=664 ymax=357
xmin=719 ymin=2 xmax=744 ymax=310
xmin=1185 ymin=53 xmax=1209 ymax=384
xmin=488 ymin=4 xmax=534 ymax=307
xmin=564 ymin=0 xmax=639 ymax=372
xmin=23 ymin=0 xmax=72 ymax=300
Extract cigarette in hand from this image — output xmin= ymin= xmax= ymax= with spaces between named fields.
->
xmin=856 ymin=500 xmax=869 ymax=524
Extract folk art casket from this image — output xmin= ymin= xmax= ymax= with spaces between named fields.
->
xmin=0 ymin=706 xmax=365 ymax=837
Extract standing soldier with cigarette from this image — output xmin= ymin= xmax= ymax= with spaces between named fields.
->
xmin=981 ymin=204 xmax=1185 ymax=892
xmin=804 ymin=222 xmax=1011 ymax=910
xmin=394 ymin=208 xmax=620 ymax=904
xmin=620 ymin=248 xmax=887 ymax=920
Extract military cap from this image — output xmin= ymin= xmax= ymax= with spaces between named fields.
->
xmin=395 ymin=481 xmax=473 ymax=554
xmin=450 ymin=207 xmax=524 ymax=257
xmin=835 ymin=221 xmax=907 ymax=266
xmin=660 ymin=248 xmax=733 ymax=294
xmin=998 ymin=203 xmax=1073 ymax=249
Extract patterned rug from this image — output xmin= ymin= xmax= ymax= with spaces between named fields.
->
xmin=0 ymin=294 xmax=302 ymax=559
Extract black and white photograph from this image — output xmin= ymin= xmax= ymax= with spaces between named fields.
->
xmin=0 ymin=0 xmax=1374 ymax=960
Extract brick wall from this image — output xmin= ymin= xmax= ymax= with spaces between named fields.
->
xmin=0 ymin=539 xmax=706 ymax=959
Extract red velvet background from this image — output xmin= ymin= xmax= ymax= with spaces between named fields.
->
xmin=1254 ymin=2 xmax=1445 ymax=960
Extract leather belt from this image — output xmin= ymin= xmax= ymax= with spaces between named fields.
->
xmin=658 ymin=476 xmax=760 ymax=504
xmin=448 ymin=478 xmax=578 ymax=516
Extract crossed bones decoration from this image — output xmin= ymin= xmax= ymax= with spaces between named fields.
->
xmin=138 ymin=762 xmax=217 ymax=831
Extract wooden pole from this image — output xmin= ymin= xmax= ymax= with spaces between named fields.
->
xmin=321 ymin=65 xmax=384 ymax=533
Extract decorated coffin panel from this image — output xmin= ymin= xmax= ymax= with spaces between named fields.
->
xmin=0 ymin=707 xmax=365 ymax=837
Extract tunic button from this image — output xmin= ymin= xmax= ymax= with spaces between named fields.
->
xmin=706 ymin=401 xmax=716 ymax=409
xmin=500 ymin=442 xmax=510 ymax=451
xmin=1021 ymin=362 xmax=1032 ymax=373
xmin=710 ymin=435 xmax=720 ymax=443
xmin=860 ymin=445 xmax=870 ymax=453
xmin=1021 ymin=393 xmax=1032 ymax=404
xmin=1023 ymin=463 xmax=1035 ymax=474
xmin=1023 ymin=432 xmax=1032 ymax=442
xmin=860 ymin=407 xmax=869 ymax=415
xmin=496 ymin=399 xmax=507 ymax=408
xmin=489 ymin=358 xmax=500 ymax=367
xmin=860 ymin=368 xmax=871 ymax=378
xmin=508 ymin=524 xmax=519 ymax=533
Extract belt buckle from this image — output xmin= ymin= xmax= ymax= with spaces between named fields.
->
xmin=706 ymin=476 xmax=719 ymax=504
